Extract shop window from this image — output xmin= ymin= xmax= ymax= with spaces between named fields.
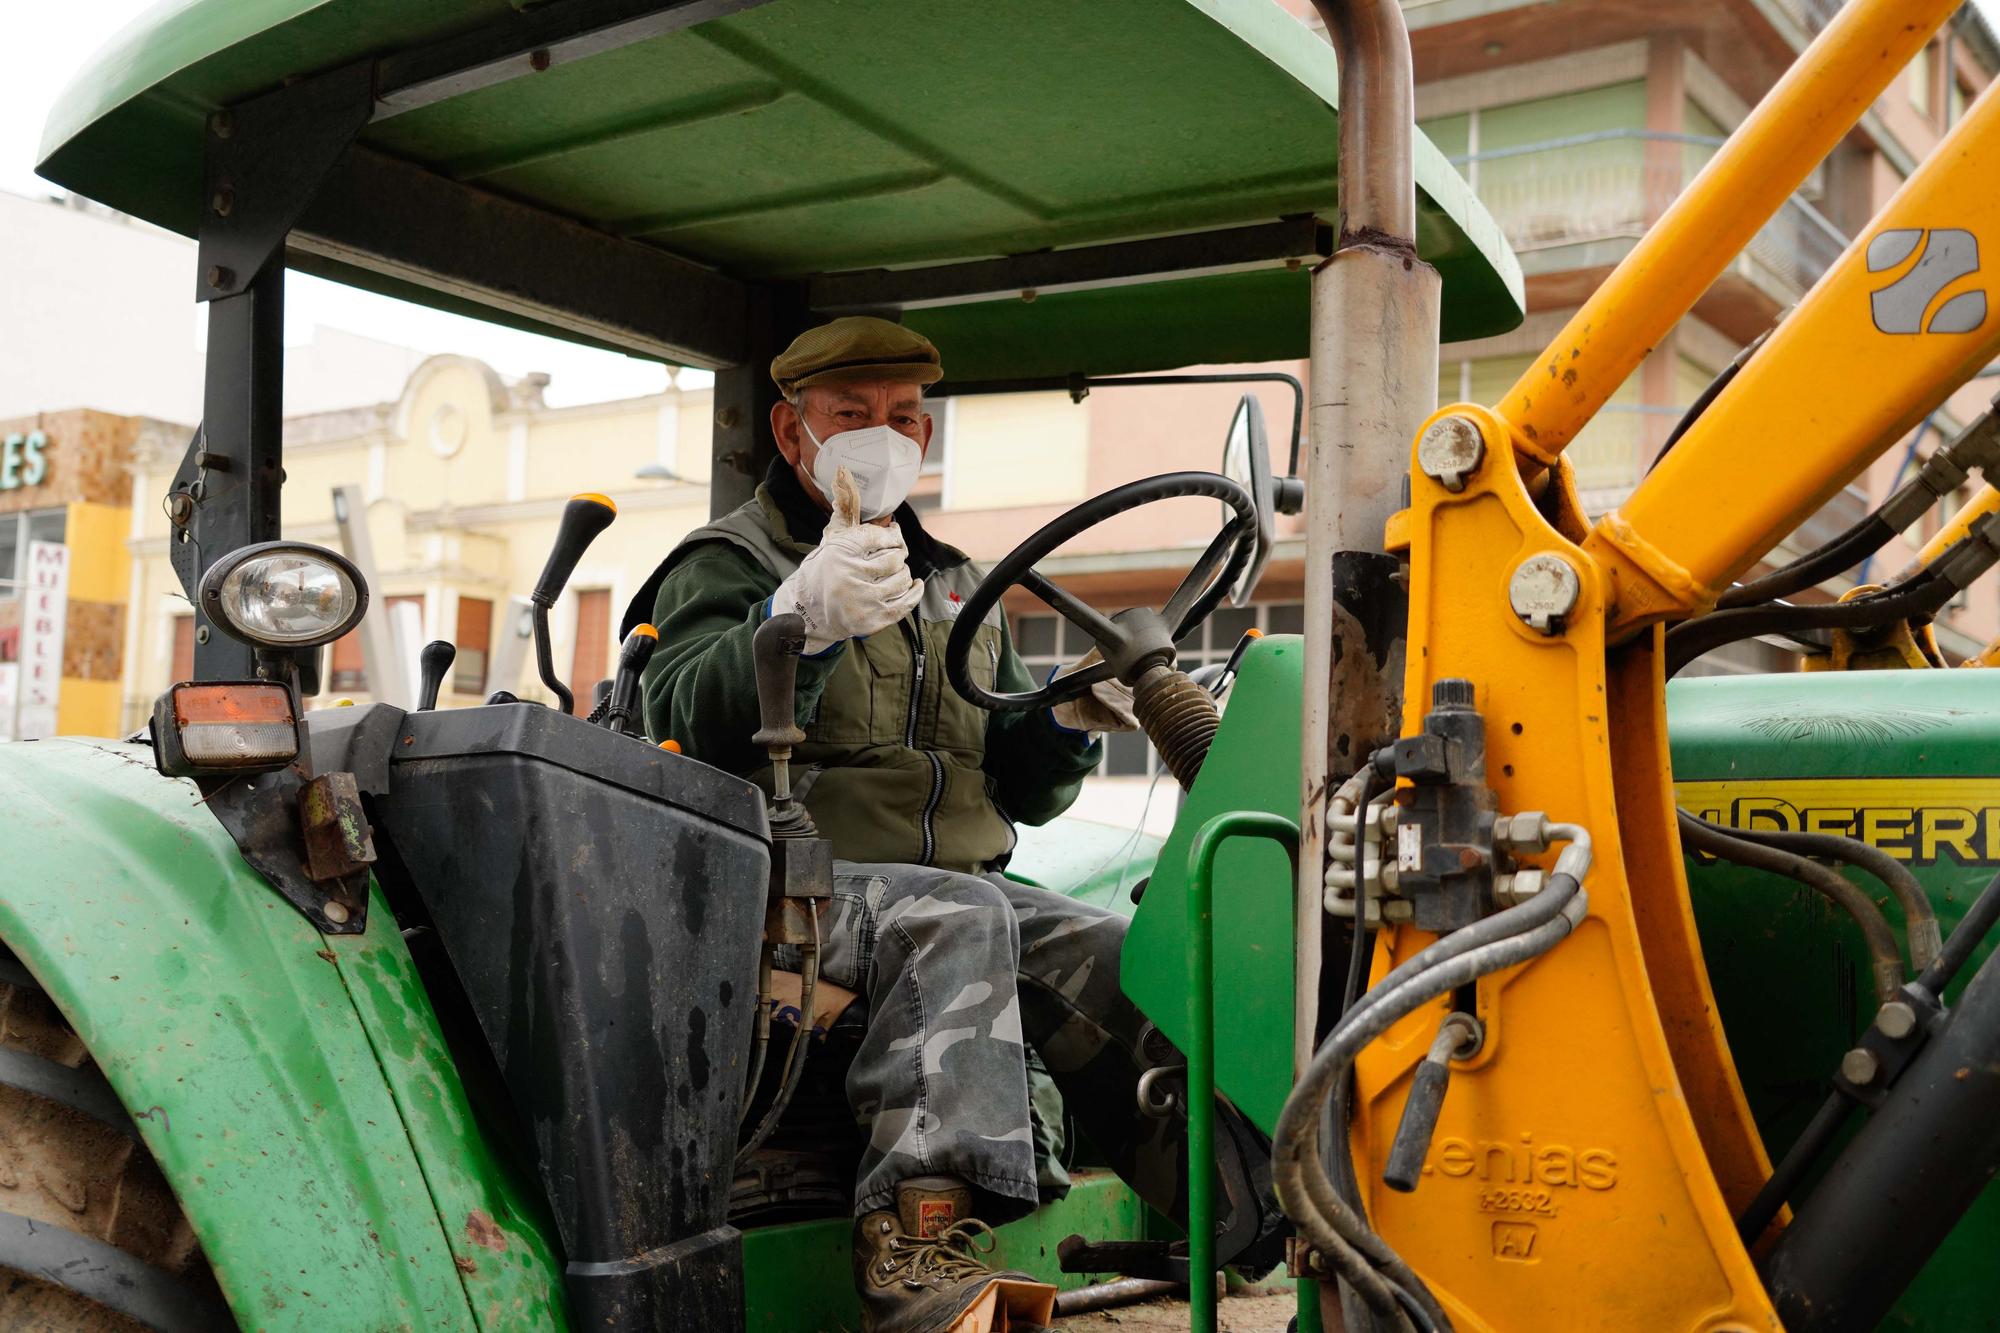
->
xmin=454 ymin=596 xmax=493 ymax=696
xmin=0 ymin=509 xmax=67 ymax=584
xmin=570 ymin=589 xmax=612 ymax=716
xmin=170 ymin=615 xmax=195 ymax=683
xmin=1013 ymin=599 xmax=1304 ymax=780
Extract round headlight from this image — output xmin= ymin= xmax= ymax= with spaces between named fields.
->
xmin=199 ymin=542 xmax=368 ymax=649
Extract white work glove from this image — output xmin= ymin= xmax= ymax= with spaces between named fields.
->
xmin=1049 ymin=648 xmax=1139 ymax=735
xmin=770 ymin=466 xmax=924 ymax=654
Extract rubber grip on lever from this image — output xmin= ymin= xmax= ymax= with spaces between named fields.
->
xmin=416 ymin=639 xmax=457 ymax=712
xmin=752 ymin=613 xmax=809 ymax=751
xmin=533 ymin=493 xmax=618 ymax=607
xmin=604 ymin=624 xmax=662 ymax=734
xmin=1383 ymin=1053 xmax=1454 ymax=1193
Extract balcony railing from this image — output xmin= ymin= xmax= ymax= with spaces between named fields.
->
xmin=1767 ymin=0 xmax=1844 ymax=36
xmin=1450 ymin=129 xmax=1850 ymax=300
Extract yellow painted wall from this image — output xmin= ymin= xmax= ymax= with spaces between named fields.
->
xmin=55 ymin=678 xmax=120 ymax=736
xmin=52 ymin=500 xmax=131 ymax=736
xmin=62 ymin=501 xmax=130 ymax=603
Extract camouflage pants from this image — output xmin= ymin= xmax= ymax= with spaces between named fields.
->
xmin=824 ymin=861 xmax=1262 ymax=1230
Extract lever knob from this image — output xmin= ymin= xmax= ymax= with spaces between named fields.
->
xmin=533 ymin=493 xmax=617 ymax=608
xmin=752 ymin=614 xmax=809 ymax=751
xmin=605 ymin=624 xmax=661 ymax=735
xmin=416 ymin=639 xmax=456 ymax=711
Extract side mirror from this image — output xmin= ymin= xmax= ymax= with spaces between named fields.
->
xmin=1221 ymin=395 xmax=1303 ymax=606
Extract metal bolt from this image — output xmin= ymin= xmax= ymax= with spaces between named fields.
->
xmin=1841 ymin=1047 xmax=1881 ymax=1086
xmin=1416 ymin=415 xmax=1485 ymax=493
xmin=195 ymin=626 xmax=210 ymax=645
xmin=1876 ymin=1000 xmax=1918 ymax=1040
xmin=715 ymin=407 xmax=740 ymax=430
xmin=323 ymin=900 xmax=351 ymax=926
xmin=211 ymin=186 xmax=234 ymax=217
xmin=1508 ymin=553 xmax=1582 ymax=635
xmin=207 ymin=265 xmax=235 ymax=291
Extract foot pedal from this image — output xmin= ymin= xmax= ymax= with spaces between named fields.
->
xmin=946 ymin=1277 xmax=1057 ymax=1331
xmin=1056 ymin=1234 xmax=1189 ymax=1283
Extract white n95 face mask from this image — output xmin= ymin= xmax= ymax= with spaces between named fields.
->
xmin=803 ymin=420 xmax=924 ymax=521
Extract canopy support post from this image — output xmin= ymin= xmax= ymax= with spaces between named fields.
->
xmin=187 ymin=266 xmax=288 ymax=682
xmin=711 ymin=285 xmax=809 ymax=518
xmin=1296 ymin=4 xmax=1441 ymax=1326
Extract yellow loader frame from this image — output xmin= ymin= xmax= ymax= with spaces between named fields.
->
xmin=1365 ymin=1 xmax=2000 ymax=1327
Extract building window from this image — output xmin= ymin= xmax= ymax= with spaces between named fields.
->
xmin=1911 ymin=43 xmax=1938 ymax=121
xmin=1013 ymin=600 xmax=1303 ymax=780
xmin=170 ymin=615 xmax=195 ymax=683
xmin=570 ymin=588 xmax=612 ymax=716
xmin=454 ymin=596 xmax=493 ymax=696
xmin=327 ymin=593 xmax=424 ymax=695
xmin=909 ymin=399 xmax=954 ymax=513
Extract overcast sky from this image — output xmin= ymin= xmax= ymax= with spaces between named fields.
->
xmin=6 ymin=0 xmax=1998 ymax=405
xmin=2 ymin=0 xmax=679 ymax=406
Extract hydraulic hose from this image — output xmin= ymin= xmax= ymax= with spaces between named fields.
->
xmin=1701 ymin=820 xmax=1940 ymax=969
xmin=1918 ymin=863 xmax=2000 ymax=994
xmin=1715 ymin=513 xmax=1895 ymax=611
xmin=1737 ymin=1086 xmax=1852 ymax=1246
xmin=737 ymin=936 xmax=818 ymax=1163
xmin=1282 ymin=883 xmax=1589 ymax=1333
xmin=1737 ymin=867 xmax=2000 ymax=1247
xmin=1677 ymin=812 xmax=1903 ymax=1003
xmin=1275 ymin=831 xmax=1593 ymax=1333
xmin=740 ymin=945 xmax=775 ymax=1128
xmin=1665 ymin=567 xmax=1957 ymax=677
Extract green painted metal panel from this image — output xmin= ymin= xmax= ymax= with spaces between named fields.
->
xmin=740 ymin=1169 xmax=1151 ymax=1331
xmin=1670 ymin=668 xmax=2000 ymax=1333
xmin=37 ymin=0 xmax=1524 ymax=372
xmin=1122 ymin=634 xmax=1304 ymax=1136
xmin=0 ymin=738 xmax=567 ymax=1330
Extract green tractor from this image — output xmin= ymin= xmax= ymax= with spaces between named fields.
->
xmin=10 ymin=1 xmax=2000 ymax=1331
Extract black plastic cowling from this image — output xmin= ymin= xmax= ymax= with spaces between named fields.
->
xmin=370 ymin=702 xmax=769 ymax=1330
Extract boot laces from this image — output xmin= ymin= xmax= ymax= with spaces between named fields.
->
xmin=884 ymin=1219 xmax=1000 ymax=1289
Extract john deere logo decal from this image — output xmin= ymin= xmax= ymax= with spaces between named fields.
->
xmin=1868 ymin=228 xmax=1987 ymax=334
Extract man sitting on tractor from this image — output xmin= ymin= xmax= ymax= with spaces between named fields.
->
xmin=637 ymin=317 xmax=1275 ymax=1331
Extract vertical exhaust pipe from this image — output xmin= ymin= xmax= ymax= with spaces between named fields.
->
xmin=1295 ymin=4 xmax=1442 ymax=1327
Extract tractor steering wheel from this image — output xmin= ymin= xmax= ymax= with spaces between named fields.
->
xmin=945 ymin=472 xmax=1257 ymax=712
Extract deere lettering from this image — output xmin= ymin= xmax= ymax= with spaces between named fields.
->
xmin=1684 ymin=796 xmax=2000 ymax=865
xmin=0 ymin=432 xmax=49 ymax=490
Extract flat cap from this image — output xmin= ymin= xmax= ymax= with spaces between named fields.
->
xmin=770 ymin=316 xmax=942 ymax=398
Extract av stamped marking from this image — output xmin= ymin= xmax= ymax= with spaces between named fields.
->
xmin=1490 ymin=1221 xmax=1540 ymax=1263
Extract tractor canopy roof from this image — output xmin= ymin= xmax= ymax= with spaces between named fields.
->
xmin=37 ymin=0 xmax=1523 ymax=381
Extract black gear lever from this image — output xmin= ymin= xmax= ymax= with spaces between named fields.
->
xmin=752 ymin=613 xmax=812 ymax=838
xmin=530 ymin=492 xmax=617 ymax=714
xmin=416 ymin=639 xmax=456 ymax=711
xmin=603 ymin=624 xmax=660 ymax=735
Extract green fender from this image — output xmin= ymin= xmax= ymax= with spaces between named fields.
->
xmin=0 ymin=738 xmax=568 ymax=1330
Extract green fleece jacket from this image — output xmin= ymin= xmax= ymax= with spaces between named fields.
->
xmin=632 ymin=463 xmax=1101 ymax=871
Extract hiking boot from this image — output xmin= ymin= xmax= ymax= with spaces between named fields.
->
xmin=853 ymin=1176 xmax=1044 ymax=1332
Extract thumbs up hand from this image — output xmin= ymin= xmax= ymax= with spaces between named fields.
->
xmin=771 ymin=466 xmax=925 ymax=653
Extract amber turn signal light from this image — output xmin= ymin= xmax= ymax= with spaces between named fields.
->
xmin=151 ymin=681 xmax=301 ymax=778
